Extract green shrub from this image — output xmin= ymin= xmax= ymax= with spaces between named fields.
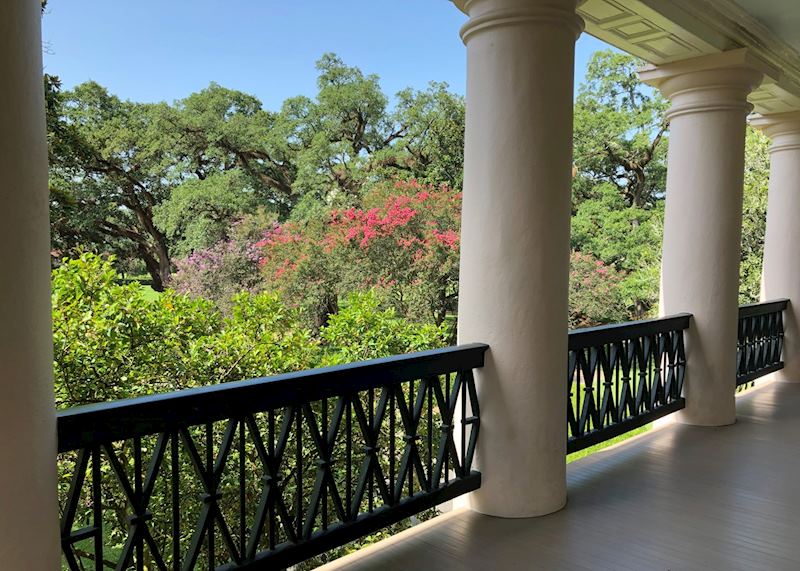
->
xmin=321 ymin=290 xmax=449 ymax=365
xmin=52 ymin=253 xmax=318 ymax=408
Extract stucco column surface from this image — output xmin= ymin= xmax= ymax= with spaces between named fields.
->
xmin=0 ymin=0 xmax=61 ymax=567
xmin=456 ymin=0 xmax=583 ymax=517
xmin=641 ymin=50 xmax=770 ymax=426
xmin=752 ymin=111 xmax=800 ymax=381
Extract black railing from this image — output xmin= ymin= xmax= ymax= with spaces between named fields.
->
xmin=58 ymin=344 xmax=487 ymax=570
xmin=567 ymin=314 xmax=690 ymax=454
xmin=737 ymin=299 xmax=788 ymax=386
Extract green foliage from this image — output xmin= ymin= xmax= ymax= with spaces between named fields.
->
xmin=48 ymin=81 xmax=174 ymax=289
xmin=569 ymin=251 xmax=629 ymax=328
xmin=154 ymin=171 xmax=261 ymax=257
xmin=740 ymin=126 xmax=770 ymax=303
xmin=52 ymin=253 xmax=320 ymax=409
xmin=321 ymin=290 xmax=449 ymax=365
xmin=388 ymin=82 xmax=466 ymax=189
xmin=164 ymin=82 xmax=298 ymax=215
xmin=53 ymin=253 xmax=449 ymax=409
xmin=54 ymin=254 xmax=450 ymax=570
xmin=570 ymin=51 xmax=669 ymax=320
xmin=573 ymin=50 xmax=668 ymax=208
xmin=287 ymin=56 xmax=465 ymax=211
xmin=199 ymin=291 xmax=321 ymax=381
xmin=291 ymin=54 xmax=389 ymax=200
xmin=571 ymin=183 xmax=663 ymax=316
xmin=52 ymin=253 xmax=220 ymax=406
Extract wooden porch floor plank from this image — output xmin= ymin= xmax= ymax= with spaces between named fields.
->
xmin=323 ymin=381 xmax=800 ymax=570
xmin=324 ymin=382 xmax=800 ymax=571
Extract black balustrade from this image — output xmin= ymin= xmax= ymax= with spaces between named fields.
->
xmin=737 ymin=299 xmax=788 ymax=386
xmin=59 ymin=299 xmax=793 ymax=567
xmin=567 ymin=314 xmax=690 ymax=454
xmin=57 ymin=344 xmax=487 ymax=570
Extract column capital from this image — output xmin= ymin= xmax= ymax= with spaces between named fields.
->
xmin=459 ymin=0 xmax=584 ymax=44
xmin=751 ymin=111 xmax=800 ymax=153
xmin=640 ymin=49 xmax=775 ymax=120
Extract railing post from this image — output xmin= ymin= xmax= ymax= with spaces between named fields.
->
xmin=456 ymin=0 xmax=583 ymax=517
xmin=0 ymin=0 xmax=60 ymax=566
xmin=640 ymin=50 xmax=772 ymax=426
xmin=751 ymin=112 xmax=800 ymax=382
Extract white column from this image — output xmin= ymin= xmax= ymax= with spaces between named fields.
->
xmin=456 ymin=0 xmax=582 ymax=517
xmin=751 ymin=111 xmax=800 ymax=381
xmin=0 ymin=0 xmax=60 ymax=567
xmin=641 ymin=50 xmax=770 ymax=426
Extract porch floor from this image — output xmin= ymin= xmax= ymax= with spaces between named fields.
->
xmin=322 ymin=380 xmax=800 ymax=571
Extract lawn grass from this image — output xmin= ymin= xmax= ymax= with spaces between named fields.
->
xmin=566 ymin=423 xmax=652 ymax=463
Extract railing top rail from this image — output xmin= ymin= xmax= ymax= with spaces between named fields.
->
xmin=568 ymin=313 xmax=692 ymax=351
xmin=738 ymin=298 xmax=789 ymax=318
xmin=57 ymin=343 xmax=489 ymax=453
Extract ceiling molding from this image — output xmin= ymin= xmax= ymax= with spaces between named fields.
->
xmin=579 ymin=0 xmax=800 ymax=113
xmin=656 ymin=0 xmax=800 ymax=85
xmin=452 ymin=0 xmax=800 ymax=113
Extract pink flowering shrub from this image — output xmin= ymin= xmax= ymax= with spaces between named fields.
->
xmin=170 ymin=221 xmax=264 ymax=313
xmin=172 ymin=181 xmax=629 ymax=332
xmin=257 ymin=180 xmax=462 ymax=329
xmin=569 ymin=251 xmax=628 ymax=328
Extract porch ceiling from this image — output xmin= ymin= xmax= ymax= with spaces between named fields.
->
xmin=578 ymin=0 xmax=800 ymax=113
xmin=452 ymin=1 xmax=800 ymax=113
xmin=733 ymin=0 xmax=800 ymax=54
xmin=322 ymin=380 xmax=800 ymax=570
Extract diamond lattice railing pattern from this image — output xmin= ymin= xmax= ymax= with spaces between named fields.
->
xmin=57 ymin=344 xmax=487 ymax=570
xmin=737 ymin=299 xmax=788 ymax=387
xmin=567 ymin=314 xmax=690 ymax=454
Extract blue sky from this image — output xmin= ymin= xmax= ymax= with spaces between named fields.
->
xmin=42 ymin=0 xmax=612 ymax=109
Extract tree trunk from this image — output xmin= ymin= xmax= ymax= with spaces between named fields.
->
xmin=313 ymin=292 xmax=339 ymax=332
xmin=130 ymin=203 xmax=172 ymax=291
xmin=153 ymin=237 xmax=171 ymax=291
xmin=634 ymin=299 xmax=646 ymax=320
xmin=138 ymin=244 xmax=165 ymax=291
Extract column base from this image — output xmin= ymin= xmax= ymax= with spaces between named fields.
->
xmin=676 ymin=409 xmax=736 ymax=427
xmin=469 ymin=494 xmax=567 ymax=519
